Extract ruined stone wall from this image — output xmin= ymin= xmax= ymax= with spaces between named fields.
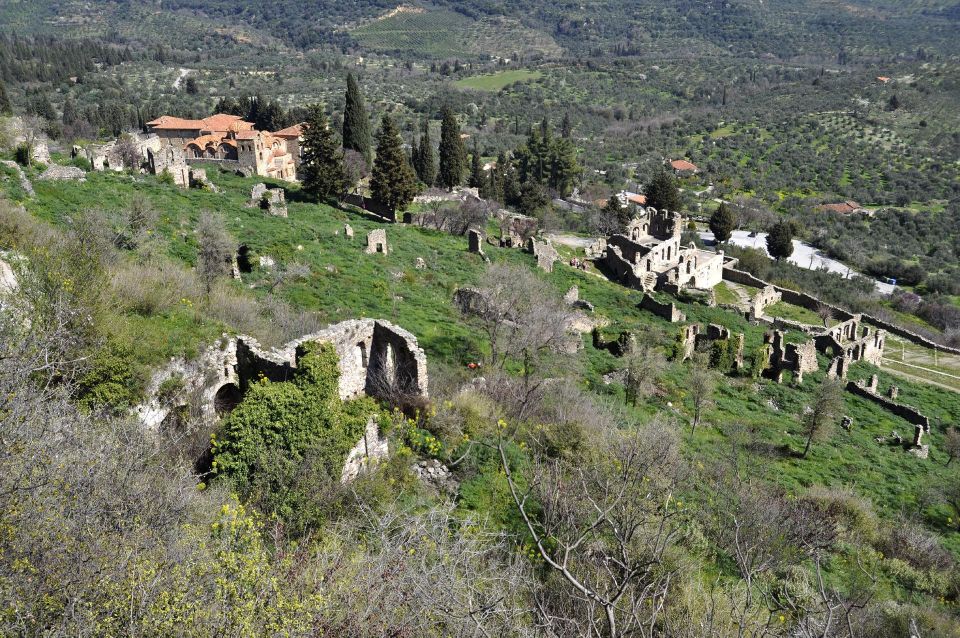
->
xmin=846 ymin=380 xmax=929 ymax=429
xmin=639 ymin=295 xmax=686 ymax=322
xmin=235 ymin=319 xmax=428 ymax=402
xmin=751 ymin=285 xmax=782 ymax=320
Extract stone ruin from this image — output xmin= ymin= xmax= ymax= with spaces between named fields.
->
xmin=250 ymin=183 xmax=287 ymax=217
xmin=37 ymin=164 xmax=86 ymax=182
xmin=749 ymin=285 xmax=781 ymax=321
xmin=525 ymin=237 xmax=558 ymax=273
xmin=818 ymin=315 xmax=886 ymax=380
xmin=584 ymin=237 xmax=607 ymax=260
xmin=468 ymin=228 xmax=485 ymax=256
xmin=365 ymin=229 xmax=388 ymax=254
xmin=498 ymin=211 xmax=538 ymax=248
xmin=847 ymin=374 xmax=929 ymax=457
xmin=761 ymin=330 xmax=819 ymax=384
xmin=189 ymin=168 xmax=217 ymax=192
xmin=639 ymin=294 xmax=686 ymax=323
xmin=147 ymin=144 xmax=190 ymax=187
xmin=135 ymin=320 xmax=429 ymax=482
xmin=137 ymin=319 xmax=429 ymax=431
xmin=679 ymin=323 xmax=744 ymax=369
xmin=344 ymin=223 xmax=354 ymax=239
xmin=564 ymin=286 xmax=594 ymax=312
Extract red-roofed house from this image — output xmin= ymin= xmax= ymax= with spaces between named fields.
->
xmin=820 ymin=200 xmax=866 ymax=215
xmin=669 ymin=159 xmax=699 ymax=175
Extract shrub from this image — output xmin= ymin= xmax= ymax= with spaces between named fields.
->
xmin=212 ymin=342 xmax=373 ymax=526
xmin=747 ymin=344 xmax=769 ymax=379
xmin=75 ymin=344 xmax=146 ymax=412
xmin=13 ymin=142 xmax=30 ymax=166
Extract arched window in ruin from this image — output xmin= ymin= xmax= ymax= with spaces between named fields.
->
xmin=206 ymin=145 xmax=218 ymax=158
xmin=214 ymin=383 xmax=242 ymax=416
xmin=631 ymin=227 xmax=640 ymax=241
xmin=356 ymin=342 xmax=368 ymax=368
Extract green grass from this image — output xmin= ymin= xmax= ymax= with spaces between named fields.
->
xmin=454 ymin=69 xmax=544 ymax=92
xmin=766 ymin=301 xmax=826 ymax=326
xmin=712 ymin=281 xmax=740 ymax=306
xmin=8 ymin=160 xmax=960 ymax=570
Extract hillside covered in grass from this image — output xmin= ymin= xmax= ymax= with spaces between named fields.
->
xmin=1 ymin=156 xmax=959 ymax=634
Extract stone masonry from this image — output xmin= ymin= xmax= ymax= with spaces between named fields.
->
xmin=366 ymin=229 xmax=389 ymax=254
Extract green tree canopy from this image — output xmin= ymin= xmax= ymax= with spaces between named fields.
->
xmin=766 ymin=221 xmax=795 ymax=261
xmin=644 ymin=170 xmax=681 ymax=212
xmin=300 ymin=104 xmax=347 ymax=203
xmin=371 ymin=114 xmax=418 ymax=216
xmin=413 ymin=118 xmax=436 ymax=186
xmin=0 ymin=80 xmax=12 ymax=115
xmin=438 ymin=106 xmax=466 ymax=190
xmin=709 ymin=202 xmax=737 ymax=243
xmin=343 ymin=73 xmax=372 ymax=164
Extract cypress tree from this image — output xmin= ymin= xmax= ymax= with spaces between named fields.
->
xmin=410 ymin=135 xmax=420 ymax=180
xmin=342 ymin=73 xmax=372 ymax=165
xmin=469 ymin=139 xmax=483 ymax=189
xmin=561 ymin=112 xmax=572 ymax=138
xmin=300 ymin=104 xmax=347 ymax=203
xmin=62 ymin=95 xmax=78 ymax=125
xmin=644 ymin=170 xmax=681 ymax=212
xmin=709 ymin=202 xmax=737 ymax=243
xmin=437 ymin=106 xmax=465 ymax=190
xmin=417 ymin=119 xmax=436 ymax=186
xmin=0 ymin=80 xmax=11 ymax=116
xmin=766 ymin=221 xmax=795 ymax=261
xmin=371 ymin=115 xmax=418 ymax=216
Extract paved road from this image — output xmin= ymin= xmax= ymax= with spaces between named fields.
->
xmin=699 ymin=230 xmax=895 ymax=295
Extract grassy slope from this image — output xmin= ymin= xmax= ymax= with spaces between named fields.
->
xmin=6 ymin=162 xmax=960 ymax=593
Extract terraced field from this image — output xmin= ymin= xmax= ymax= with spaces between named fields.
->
xmin=351 ymin=8 xmax=562 ymax=59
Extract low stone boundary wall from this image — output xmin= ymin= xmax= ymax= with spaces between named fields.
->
xmin=846 ymin=380 xmax=929 ymax=429
xmin=723 ymin=266 xmax=959 ymax=355
xmin=861 ymin=313 xmax=960 ymax=355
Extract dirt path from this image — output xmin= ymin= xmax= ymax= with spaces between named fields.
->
xmin=546 ymin=233 xmax=595 ymax=249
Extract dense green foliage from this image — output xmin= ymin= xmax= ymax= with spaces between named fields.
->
xmin=300 ymin=104 xmax=346 ymax=203
xmin=342 ymin=72 xmax=372 ymax=164
xmin=644 ymin=170 xmax=681 ymax=212
xmin=437 ymin=105 xmax=465 ymax=189
xmin=766 ymin=221 xmax=795 ymax=261
xmin=371 ymin=114 xmax=418 ymax=215
xmin=709 ymin=202 xmax=736 ymax=243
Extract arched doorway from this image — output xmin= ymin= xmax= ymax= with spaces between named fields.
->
xmin=214 ymin=383 xmax=242 ymax=416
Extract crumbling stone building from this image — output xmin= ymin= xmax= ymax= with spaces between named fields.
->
xmin=136 ymin=319 xmax=429 ymax=430
xmin=760 ymin=330 xmax=819 ymax=383
xmin=601 ymin=207 xmax=724 ymax=292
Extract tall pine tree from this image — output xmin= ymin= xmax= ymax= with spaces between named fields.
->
xmin=371 ymin=115 xmax=418 ymax=217
xmin=300 ymin=104 xmax=347 ymax=203
xmin=437 ymin=106 xmax=465 ymax=190
xmin=644 ymin=170 xmax=681 ymax=212
xmin=342 ymin=73 xmax=372 ymax=165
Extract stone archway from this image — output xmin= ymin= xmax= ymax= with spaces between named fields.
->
xmin=214 ymin=383 xmax=242 ymax=416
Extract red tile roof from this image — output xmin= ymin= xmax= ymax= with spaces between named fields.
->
xmin=821 ymin=201 xmax=863 ymax=215
xmin=147 ymin=113 xmax=252 ymax=133
xmin=670 ymin=159 xmax=698 ymax=172
xmin=234 ymin=130 xmax=259 ymax=140
xmin=273 ymin=123 xmax=304 ymax=138
xmin=627 ymin=194 xmax=647 ymax=205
